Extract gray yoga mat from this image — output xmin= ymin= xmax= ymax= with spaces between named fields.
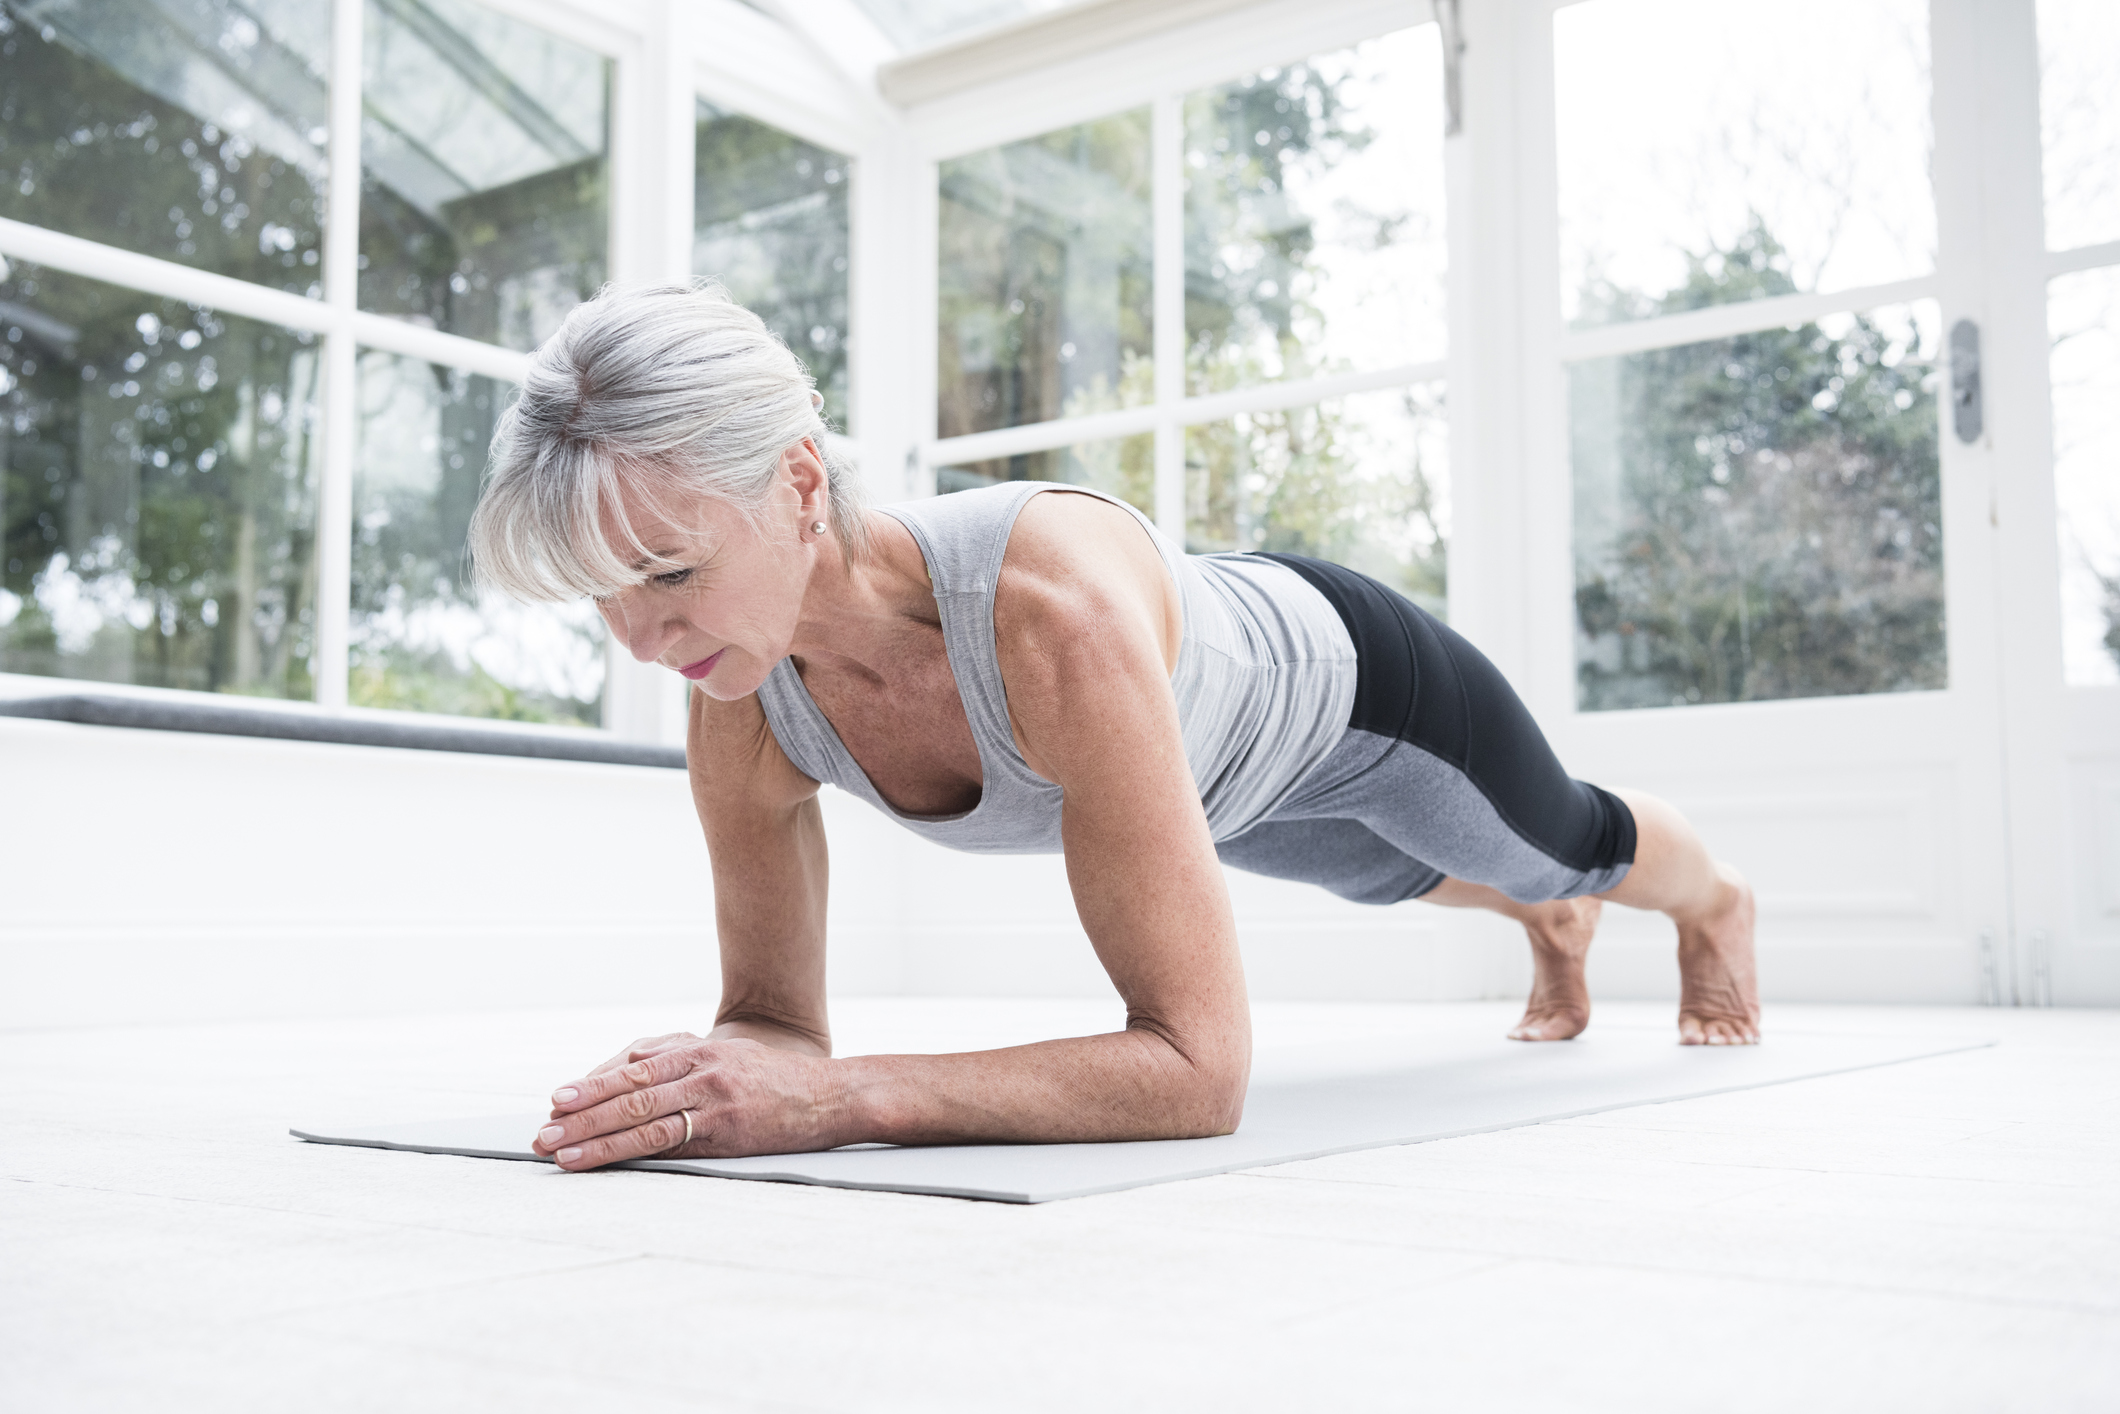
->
xmin=292 ymin=1026 xmax=1990 ymax=1203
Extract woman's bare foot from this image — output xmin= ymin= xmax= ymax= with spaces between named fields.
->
xmin=1509 ymin=897 xmax=1601 ymax=1041
xmin=1676 ymin=865 xmax=1761 ymax=1045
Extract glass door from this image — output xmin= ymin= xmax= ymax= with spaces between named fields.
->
xmin=1992 ymin=0 xmax=2120 ymax=1003
xmin=1519 ymin=0 xmax=2016 ymax=1001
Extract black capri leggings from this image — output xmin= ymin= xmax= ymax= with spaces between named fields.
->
xmin=1212 ymin=553 xmax=1637 ymax=906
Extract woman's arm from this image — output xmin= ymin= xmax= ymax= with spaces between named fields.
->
xmin=689 ymin=686 xmax=835 ymax=1055
xmin=534 ymin=495 xmax=1250 ymax=1168
xmin=551 ymin=688 xmax=835 ymax=1088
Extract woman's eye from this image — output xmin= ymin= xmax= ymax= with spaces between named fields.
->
xmin=653 ymin=568 xmax=693 ymax=588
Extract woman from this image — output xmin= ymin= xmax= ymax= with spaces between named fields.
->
xmin=472 ymin=284 xmax=1760 ymax=1174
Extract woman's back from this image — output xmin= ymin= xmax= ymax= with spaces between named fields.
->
xmin=755 ymin=481 xmax=1356 ymax=853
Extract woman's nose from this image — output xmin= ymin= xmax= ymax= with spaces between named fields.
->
xmin=600 ymin=592 xmax=682 ymax=664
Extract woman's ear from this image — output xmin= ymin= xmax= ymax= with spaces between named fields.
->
xmin=783 ymin=440 xmax=829 ymax=525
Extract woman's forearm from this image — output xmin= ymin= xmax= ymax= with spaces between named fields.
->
xmin=829 ymin=1024 xmax=1248 ymax=1147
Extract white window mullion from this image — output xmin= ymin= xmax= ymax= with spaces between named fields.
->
xmin=316 ymin=0 xmax=365 ymax=710
xmin=593 ymin=2 xmax=695 ymax=746
xmin=1512 ymin=0 xmax=1571 ymax=713
xmin=1152 ymin=93 xmax=1186 ymax=541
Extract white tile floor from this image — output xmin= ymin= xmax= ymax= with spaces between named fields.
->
xmin=4 ymin=999 xmax=2115 ymax=1413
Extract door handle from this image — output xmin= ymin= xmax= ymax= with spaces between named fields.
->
xmin=1950 ymin=318 xmax=1982 ymax=443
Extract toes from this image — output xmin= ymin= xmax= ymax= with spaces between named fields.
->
xmin=1680 ymin=1014 xmax=1763 ymax=1046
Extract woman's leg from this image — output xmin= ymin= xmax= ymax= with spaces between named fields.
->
xmin=1251 ymin=553 xmax=1760 ymax=1045
xmin=1599 ymin=789 xmax=1759 ymax=1045
xmin=1420 ymin=879 xmax=1603 ymax=1041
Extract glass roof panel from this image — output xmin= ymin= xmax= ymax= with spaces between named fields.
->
xmin=850 ymin=0 xmax=1087 ymax=53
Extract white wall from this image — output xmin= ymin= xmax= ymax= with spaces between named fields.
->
xmin=11 ymin=697 xmax=2011 ymax=1031
xmin=0 ymin=711 xmax=902 ymax=1029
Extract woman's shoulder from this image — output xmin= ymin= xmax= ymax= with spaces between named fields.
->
xmin=998 ymin=488 xmax=1182 ymax=674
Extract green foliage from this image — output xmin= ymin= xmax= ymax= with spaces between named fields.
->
xmin=0 ymin=0 xmax=325 ymax=700
xmin=694 ymin=106 xmax=851 ymax=429
xmin=358 ymin=156 xmax=607 ymax=352
xmin=1186 ymin=387 xmax=1447 ymax=616
xmin=1 ymin=263 xmax=319 ymax=697
xmin=937 ymin=110 xmax=1153 ymax=439
xmin=936 ymin=434 xmax=1155 ymax=514
xmin=349 ymin=654 xmax=596 ymax=726
xmin=1573 ymin=220 xmax=1946 ymax=709
xmin=350 ymin=360 xmax=494 ymax=618
xmin=0 ymin=4 xmax=328 ymax=293
xmin=1182 ymin=62 xmax=1371 ymax=394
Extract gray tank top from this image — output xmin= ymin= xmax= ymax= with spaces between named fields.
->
xmin=754 ymin=481 xmax=1356 ymax=854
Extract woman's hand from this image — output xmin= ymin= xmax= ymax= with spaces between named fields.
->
xmin=529 ymin=1038 xmax=849 ymax=1171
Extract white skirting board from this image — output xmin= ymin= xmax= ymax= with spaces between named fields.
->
xmin=291 ymin=1025 xmax=1991 ymax=1203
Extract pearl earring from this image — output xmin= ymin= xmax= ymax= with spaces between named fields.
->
xmin=809 ymin=520 xmax=827 ymax=536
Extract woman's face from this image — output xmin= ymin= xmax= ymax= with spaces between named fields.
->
xmin=594 ymin=445 xmax=827 ymax=701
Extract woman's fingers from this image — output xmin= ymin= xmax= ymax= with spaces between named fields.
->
xmin=534 ymin=1045 xmax=726 ymax=1168
xmin=543 ymin=1106 xmax=699 ymax=1172
xmin=548 ymin=1046 xmax=696 ymax=1116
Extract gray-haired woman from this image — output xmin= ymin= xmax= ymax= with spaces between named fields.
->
xmin=473 ymin=283 xmax=1760 ymax=1173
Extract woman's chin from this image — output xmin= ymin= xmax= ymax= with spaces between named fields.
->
xmin=695 ymin=659 xmax=769 ymax=701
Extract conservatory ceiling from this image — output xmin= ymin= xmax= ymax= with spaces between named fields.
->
xmin=845 ymin=0 xmax=1091 ymax=54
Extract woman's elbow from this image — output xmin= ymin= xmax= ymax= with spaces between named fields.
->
xmin=1175 ymin=1049 xmax=1250 ymax=1137
xmin=1128 ymin=1016 xmax=1250 ymax=1136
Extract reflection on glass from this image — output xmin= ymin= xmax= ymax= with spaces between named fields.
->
xmin=0 ymin=261 xmax=320 ymax=694
xmin=352 ymin=352 xmax=603 ymax=724
xmin=0 ymin=0 xmax=329 ymax=295
xmin=1554 ymin=0 xmax=1932 ymax=329
xmin=1573 ymin=301 xmax=1945 ymax=711
xmin=2050 ymin=267 xmax=2120 ymax=686
xmin=359 ymin=0 xmax=609 ymax=353
xmin=1185 ymin=25 xmax=1446 ymax=395
xmin=694 ymin=101 xmax=851 ymax=429
xmin=2038 ymin=0 xmax=2120 ymax=253
xmin=935 ymin=434 xmax=1153 ymax=514
xmin=1185 ymin=386 xmax=1448 ymax=617
xmin=938 ymin=110 xmax=1152 ymax=438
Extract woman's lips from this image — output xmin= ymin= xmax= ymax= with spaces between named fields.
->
xmin=676 ymin=649 xmax=725 ymax=681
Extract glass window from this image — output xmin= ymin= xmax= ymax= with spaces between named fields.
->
xmin=351 ymin=351 xmax=603 ymax=724
xmin=694 ymin=101 xmax=851 ymax=429
xmin=1553 ymin=0 xmax=1933 ymax=329
xmin=935 ymin=434 xmax=1153 ymax=513
xmin=1572 ymin=302 xmax=1945 ymax=710
xmin=938 ymin=110 xmax=1152 ymax=438
xmin=1185 ymin=386 xmax=1448 ymax=617
xmin=2050 ymin=267 xmax=2120 ymax=686
xmin=0 ymin=259 xmax=321 ymax=696
xmin=1184 ymin=25 xmax=1446 ymax=395
xmin=0 ymin=0 xmax=329 ymax=295
xmin=2038 ymin=0 xmax=2120 ymax=254
xmin=359 ymin=0 xmax=609 ymax=353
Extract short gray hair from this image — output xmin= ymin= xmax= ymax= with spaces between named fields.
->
xmin=470 ymin=281 xmax=869 ymax=603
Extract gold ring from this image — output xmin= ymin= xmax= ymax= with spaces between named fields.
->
xmin=678 ymin=1108 xmax=693 ymax=1148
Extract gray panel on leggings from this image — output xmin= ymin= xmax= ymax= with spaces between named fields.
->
xmin=1213 ymin=817 xmax=1445 ymax=905
xmin=1225 ymin=728 xmax=1633 ymax=904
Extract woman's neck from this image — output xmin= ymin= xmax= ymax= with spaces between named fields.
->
xmin=785 ymin=510 xmax=938 ymax=679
